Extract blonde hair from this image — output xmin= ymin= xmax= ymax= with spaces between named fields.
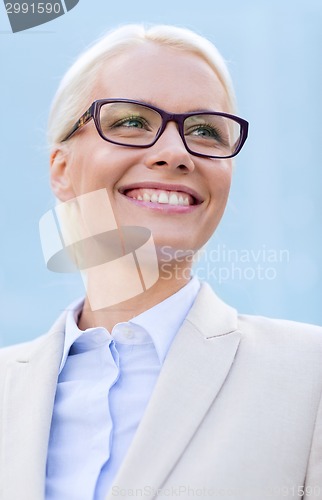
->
xmin=48 ymin=24 xmax=236 ymax=147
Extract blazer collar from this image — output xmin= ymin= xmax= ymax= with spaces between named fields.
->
xmin=0 ymin=312 xmax=66 ymax=500
xmin=105 ymin=281 xmax=240 ymax=499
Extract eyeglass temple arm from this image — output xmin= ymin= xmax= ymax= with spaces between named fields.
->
xmin=61 ymin=106 xmax=93 ymax=142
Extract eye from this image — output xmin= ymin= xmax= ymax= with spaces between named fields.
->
xmin=113 ymin=115 xmax=150 ymax=129
xmin=189 ymin=125 xmax=222 ymax=140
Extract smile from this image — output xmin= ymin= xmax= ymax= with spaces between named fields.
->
xmin=118 ymin=182 xmax=203 ymax=212
xmin=124 ymin=188 xmax=194 ymax=206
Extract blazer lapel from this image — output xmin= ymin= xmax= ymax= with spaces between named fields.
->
xmin=1 ymin=314 xmax=66 ymax=500
xmin=106 ymin=282 xmax=241 ymax=499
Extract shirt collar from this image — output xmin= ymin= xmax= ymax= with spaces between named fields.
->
xmin=60 ymin=275 xmax=200 ymax=372
xmin=128 ymin=275 xmax=200 ymax=364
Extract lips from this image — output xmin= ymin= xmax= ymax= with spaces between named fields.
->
xmin=125 ymin=188 xmax=194 ymax=206
xmin=118 ymin=182 xmax=203 ymax=207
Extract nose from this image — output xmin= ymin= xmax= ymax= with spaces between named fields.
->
xmin=143 ymin=122 xmax=196 ymax=173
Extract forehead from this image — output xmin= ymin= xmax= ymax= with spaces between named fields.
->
xmin=92 ymin=43 xmax=229 ymax=113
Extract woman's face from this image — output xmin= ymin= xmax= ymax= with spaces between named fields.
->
xmin=51 ymin=43 xmax=233 ymax=256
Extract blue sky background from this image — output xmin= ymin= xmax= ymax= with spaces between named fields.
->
xmin=0 ymin=0 xmax=321 ymax=345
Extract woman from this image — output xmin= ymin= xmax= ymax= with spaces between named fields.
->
xmin=0 ymin=24 xmax=321 ymax=500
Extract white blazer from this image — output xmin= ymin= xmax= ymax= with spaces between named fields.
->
xmin=0 ymin=282 xmax=322 ymax=500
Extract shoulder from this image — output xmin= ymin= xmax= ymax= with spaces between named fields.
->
xmin=234 ymin=314 xmax=322 ymax=387
xmin=237 ymin=312 xmax=322 ymax=347
xmin=0 ymin=332 xmax=51 ymax=361
xmin=0 ymin=309 xmax=67 ymax=366
xmin=197 ymin=280 xmax=322 ymax=343
xmin=195 ymin=281 xmax=322 ymax=362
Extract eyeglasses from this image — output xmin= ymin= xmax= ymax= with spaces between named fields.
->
xmin=61 ymin=99 xmax=249 ymax=159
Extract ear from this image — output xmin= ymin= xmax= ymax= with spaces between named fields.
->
xmin=50 ymin=146 xmax=76 ymax=202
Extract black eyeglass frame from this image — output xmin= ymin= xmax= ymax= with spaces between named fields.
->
xmin=61 ymin=98 xmax=249 ymax=159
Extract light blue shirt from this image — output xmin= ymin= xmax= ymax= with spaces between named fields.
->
xmin=45 ymin=276 xmax=200 ymax=500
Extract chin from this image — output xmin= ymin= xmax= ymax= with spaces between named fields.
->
xmin=153 ymin=235 xmax=202 ymax=261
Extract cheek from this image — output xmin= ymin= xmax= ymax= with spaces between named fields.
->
xmin=67 ymin=147 xmax=126 ymax=195
xmin=208 ymin=160 xmax=233 ymax=208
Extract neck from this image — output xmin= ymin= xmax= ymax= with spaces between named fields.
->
xmin=78 ymin=260 xmax=193 ymax=332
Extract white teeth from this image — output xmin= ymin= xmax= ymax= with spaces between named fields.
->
xmin=169 ymin=193 xmax=179 ymax=205
xmin=128 ymin=189 xmax=193 ymax=206
xmin=158 ymin=192 xmax=169 ymax=204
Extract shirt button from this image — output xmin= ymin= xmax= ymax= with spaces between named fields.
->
xmin=123 ymin=328 xmax=134 ymax=339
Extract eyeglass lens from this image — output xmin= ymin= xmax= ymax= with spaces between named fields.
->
xmin=98 ymin=102 xmax=241 ymax=157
